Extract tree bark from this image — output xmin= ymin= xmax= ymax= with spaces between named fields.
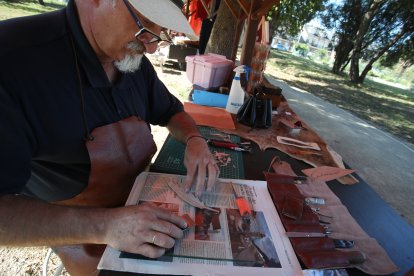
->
xmin=358 ymin=29 xmax=408 ymax=83
xmin=349 ymin=0 xmax=385 ymax=83
xmin=340 ymin=57 xmax=351 ymax=72
xmin=332 ymin=38 xmax=353 ymax=74
xmin=240 ymin=16 xmax=260 ymax=67
xmin=330 ymin=0 xmax=362 ymax=74
xmin=205 ymin=2 xmax=241 ymax=60
xmin=268 ymin=8 xmax=281 ymax=41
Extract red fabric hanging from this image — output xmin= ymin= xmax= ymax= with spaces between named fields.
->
xmin=188 ymin=0 xmax=211 ymax=36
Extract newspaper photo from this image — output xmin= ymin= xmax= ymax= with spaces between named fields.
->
xmin=98 ymin=172 xmax=302 ymax=276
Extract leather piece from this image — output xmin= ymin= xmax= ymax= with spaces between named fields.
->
xmin=290 ymin=237 xmax=335 ymax=251
xmin=237 ymin=91 xmax=272 ymax=129
xmin=265 ymin=172 xmax=366 ymax=270
xmin=281 ymin=194 xmax=303 ymax=220
xmin=265 ymin=173 xmax=326 ymax=233
xmin=270 ymin=159 xmax=297 ymax=176
xmin=220 ymin=98 xmax=358 ymax=184
xmin=298 ymin=250 xmax=366 ymax=269
xmin=266 ymin=173 xmax=305 ymax=189
xmin=56 ymin=116 xmax=156 ymax=208
xmin=53 ymin=116 xmax=156 ymax=275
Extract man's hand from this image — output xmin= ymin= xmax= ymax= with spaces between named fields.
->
xmin=167 ymin=111 xmax=219 ymax=196
xmin=183 ymin=137 xmax=219 ymax=196
xmin=0 ymin=196 xmax=186 ymax=259
xmin=103 ymin=203 xmax=187 ymax=258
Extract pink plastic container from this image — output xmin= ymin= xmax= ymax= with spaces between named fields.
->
xmin=185 ymin=54 xmax=234 ymax=89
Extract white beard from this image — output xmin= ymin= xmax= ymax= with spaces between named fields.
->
xmin=114 ymin=41 xmax=145 ymax=73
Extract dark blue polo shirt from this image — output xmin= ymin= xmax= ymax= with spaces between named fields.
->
xmin=0 ymin=0 xmax=183 ymax=201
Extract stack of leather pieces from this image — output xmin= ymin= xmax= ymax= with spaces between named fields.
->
xmin=264 ymin=172 xmax=366 ymax=270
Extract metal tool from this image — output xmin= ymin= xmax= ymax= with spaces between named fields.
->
xmin=333 ymin=239 xmax=354 ymax=249
xmin=207 ymin=139 xmax=252 ymax=152
xmin=293 ymin=176 xmax=308 ymax=185
xmin=305 ymin=197 xmax=326 ymax=205
xmin=285 ymin=232 xmax=328 ymax=238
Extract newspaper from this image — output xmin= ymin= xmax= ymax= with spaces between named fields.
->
xmin=98 ymin=172 xmax=303 ymax=276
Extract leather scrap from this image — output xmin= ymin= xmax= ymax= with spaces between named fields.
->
xmin=302 ymin=166 xmax=355 ymax=182
xmin=269 ymin=156 xmax=297 ymax=176
xmin=219 ymin=100 xmax=358 ymax=185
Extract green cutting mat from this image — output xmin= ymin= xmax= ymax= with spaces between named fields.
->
xmin=151 ymin=127 xmax=245 ymax=179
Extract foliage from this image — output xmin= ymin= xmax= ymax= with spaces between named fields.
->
xmin=316 ymin=48 xmax=328 ymax=60
xmin=381 ymin=37 xmax=414 ymax=69
xmin=266 ymin=0 xmax=326 ymax=39
xmin=320 ymin=0 xmax=367 ymax=74
xmin=320 ymin=0 xmax=414 ymax=84
xmin=294 ymin=43 xmax=309 ymax=57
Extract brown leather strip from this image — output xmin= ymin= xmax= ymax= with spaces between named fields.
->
xmin=55 ymin=116 xmax=156 ymax=208
xmin=53 ymin=116 xmax=156 ymax=274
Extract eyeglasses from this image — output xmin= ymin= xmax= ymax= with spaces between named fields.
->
xmin=122 ymin=0 xmax=172 ymax=45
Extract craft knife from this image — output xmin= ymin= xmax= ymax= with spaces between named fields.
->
xmin=207 ymin=139 xmax=251 ymax=152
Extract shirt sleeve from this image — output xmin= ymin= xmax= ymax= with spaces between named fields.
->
xmin=0 ymin=84 xmax=35 ymax=196
xmin=140 ymin=57 xmax=184 ymax=126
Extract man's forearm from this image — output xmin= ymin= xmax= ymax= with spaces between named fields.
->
xmin=167 ymin=111 xmax=201 ymax=143
xmin=0 ymin=194 xmax=106 ymax=247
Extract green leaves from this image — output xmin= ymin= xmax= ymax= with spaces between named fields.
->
xmin=267 ymin=0 xmax=327 ymax=38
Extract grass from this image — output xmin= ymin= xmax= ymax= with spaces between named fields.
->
xmin=0 ymin=0 xmax=65 ymax=20
xmin=265 ymin=50 xmax=414 ymax=145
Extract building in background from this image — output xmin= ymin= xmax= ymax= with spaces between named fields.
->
xmin=297 ymin=24 xmax=332 ymax=49
xmin=272 ymin=23 xmax=333 ymax=50
xmin=271 ymin=23 xmax=335 ymax=64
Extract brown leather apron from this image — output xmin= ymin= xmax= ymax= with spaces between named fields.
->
xmin=53 ymin=116 xmax=157 ymax=275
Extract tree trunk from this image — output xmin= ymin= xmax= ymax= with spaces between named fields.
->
xmin=205 ymin=2 xmax=241 ymax=60
xmin=332 ymin=38 xmax=353 ymax=74
xmin=331 ymin=0 xmax=362 ymax=74
xmin=349 ymin=0 xmax=385 ymax=83
xmin=340 ymin=57 xmax=351 ymax=72
xmin=268 ymin=8 xmax=281 ymax=43
xmin=358 ymin=29 xmax=408 ymax=84
xmin=38 ymin=0 xmax=45 ymax=5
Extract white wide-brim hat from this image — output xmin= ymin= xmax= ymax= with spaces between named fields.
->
xmin=128 ymin=0 xmax=198 ymax=40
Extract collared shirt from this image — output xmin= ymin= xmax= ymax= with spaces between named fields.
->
xmin=0 ymin=0 xmax=183 ymax=201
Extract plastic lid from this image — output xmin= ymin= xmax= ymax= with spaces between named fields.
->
xmin=194 ymin=56 xmax=233 ymax=67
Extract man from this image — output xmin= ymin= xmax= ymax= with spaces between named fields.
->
xmin=0 ymin=0 xmax=219 ymax=274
